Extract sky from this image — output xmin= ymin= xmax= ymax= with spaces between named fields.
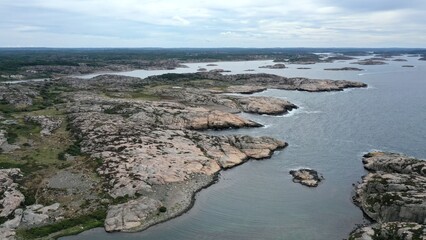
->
xmin=0 ymin=0 xmax=425 ymax=48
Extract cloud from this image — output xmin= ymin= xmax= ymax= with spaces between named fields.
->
xmin=171 ymin=16 xmax=191 ymax=26
xmin=14 ymin=25 xmax=45 ymax=32
xmin=0 ymin=0 xmax=425 ymax=47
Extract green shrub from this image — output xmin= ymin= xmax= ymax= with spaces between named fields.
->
xmin=6 ymin=131 xmax=18 ymax=144
xmin=17 ymin=209 xmax=107 ymax=239
xmin=159 ymin=206 xmax=167 ymax=213
xmin=57 ymin=152 xmax=66 ymax=161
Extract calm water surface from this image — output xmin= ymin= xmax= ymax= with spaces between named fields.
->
xmin=64 ymin=55 xmax=426 ymax=240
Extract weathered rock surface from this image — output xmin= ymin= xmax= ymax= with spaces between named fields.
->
xmin=349 ymin=222 xmax=426 ymax=240
xmin=145 ymin=72 xmax=367 ymax=92
xmin=102 ymin=84 xmax=296 ymax=116
xmin=0 ymin=167 xmax=63 ymax=238
xmin=60 ymin=75 xmax=144 ymax=92
xmin=69 ymin=109 xmax=284 ymax=197
xmin=65 ymin=93 xmax=286 ymax=231
xmin=0 ymin=202 xmax=63 ymax=240
xmin=0 ymin=227 xmax=16 ymax=240
xmin=361 ymin=152 xmax=426 ymax=177
xmin=24 ymin=115 xmax=62 ymax=136
xmin=105 ymin=197 xmax=162 ymax=232
xmin=20 ymin=203 xmax=61 ymax=226
xmin=231 ymin=96 xmax=297 ymax=115
xmin=289 ymin=169 xmax=323 ymax=187
xmin=0 ymin=169 xmax=24 ymax=218
xmin=0 ymin=85 xmax=38 ymax=107
xmin=350 ymin=152 xmax=426 ymax=239
xmin=20 ymin=60 xmax=185 ymax=79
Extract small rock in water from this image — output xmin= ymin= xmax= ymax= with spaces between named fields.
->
xmin=289 ymin=168 xmax=323 ymax=187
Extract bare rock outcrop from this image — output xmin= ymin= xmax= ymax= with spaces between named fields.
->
xmin=0 ymin=168 xmax=62 ymax=238
xmin=146 ymin=72 xmax=367 ymax=92
xmin=226 ymin=85 xmax=267 ymax=94
xmin=289 ymin=169 xmax=323 ymax=187
xmin=0 ymin=85 xmax=38 ymax=107
xmin=66 ymin=93 xmax=286 ymax=232
xmin=24 ymin=115 xmax=62 ymax=136
xmin=20 ymin=203 xmax=61 ymax=226
xmin=231 ymin=96 xmax=297 ymax=115
xmin=105 ymin=197 xmax=162 ymax=232
xmin=349 ymin=222 xmax=425 ymax=240
xmin=349 ymin=152 xmax=426 ymax=239
xmin=0 ymin=169 xmax=24 ymax=218
xmin=354 ymin=152 xmax=426 ymax=223
xmin=135 ymin=85 xmax=296 ymax=116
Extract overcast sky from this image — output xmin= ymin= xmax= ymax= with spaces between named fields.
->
xmin=1 ymin=0 xmax=425 ymax=48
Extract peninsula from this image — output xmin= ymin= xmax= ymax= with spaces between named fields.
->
xmin=0 ymin=70 xmax=366 ymax=239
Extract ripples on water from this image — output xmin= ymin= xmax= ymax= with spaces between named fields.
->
xmin=63 ymin=55 xmax=426 ymax=240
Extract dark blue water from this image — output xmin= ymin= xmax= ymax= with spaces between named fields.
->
xmin=64 ymin=56 xmax=426 ymax=240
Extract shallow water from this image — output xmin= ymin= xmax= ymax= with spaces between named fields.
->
xmin=63 ymin=55 xmax=426 ymax=240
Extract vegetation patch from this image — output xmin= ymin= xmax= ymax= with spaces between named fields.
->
xmin=16 ymin=209 xmax=107 ymax=239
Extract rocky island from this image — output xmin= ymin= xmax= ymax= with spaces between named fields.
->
xmin=259 ymin=64 xmax=286 ymax=69
xmin=348 ymin=152 xmax=426 ymax=240
xmin=351 ymin=59 xmax=388 ymax=65
xmin=0 ymin=70 xmax=367 ymax=239
xmin=324 ymin=67 xmax=363 ymax=71
xmin=289 ymin=168 xmax=323 ymax=187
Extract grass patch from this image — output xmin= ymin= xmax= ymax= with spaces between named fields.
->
xmin=16 ymin=209 xmax=107 ymax=239
xmin=4 ymin=122 xmax=41 ymax=143
xmin=0 ymin=115 xmax=72 ymax=173
xmin=129 ymin=90 xmax=161 ymax=100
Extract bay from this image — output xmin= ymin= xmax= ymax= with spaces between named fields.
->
xmin=63 ymin=55 xmax=426 ymax=240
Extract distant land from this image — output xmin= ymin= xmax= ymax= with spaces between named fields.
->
xmin=0 ymin=47 xmax=425 ymax=82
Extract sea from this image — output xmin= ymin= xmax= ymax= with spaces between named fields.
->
xmin=63 ymin=55 xmax=426 ymax=240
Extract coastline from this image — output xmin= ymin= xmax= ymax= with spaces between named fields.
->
xmin=1 ymin=67 xmax=368 ymax=239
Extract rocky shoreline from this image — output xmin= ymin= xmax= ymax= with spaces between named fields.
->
xmin=0 ymin=71 xmax=367 ymax=238
xmin=348 ymin=152 xmax=426 ymax=240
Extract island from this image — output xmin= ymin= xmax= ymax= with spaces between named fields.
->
xmin=259 ymin=64 xmax=286 ymax=69
xmin=324 ymin=67 xmax=363 ymax=71
xmin=351 ymin=59 xmax=387 ymax=65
